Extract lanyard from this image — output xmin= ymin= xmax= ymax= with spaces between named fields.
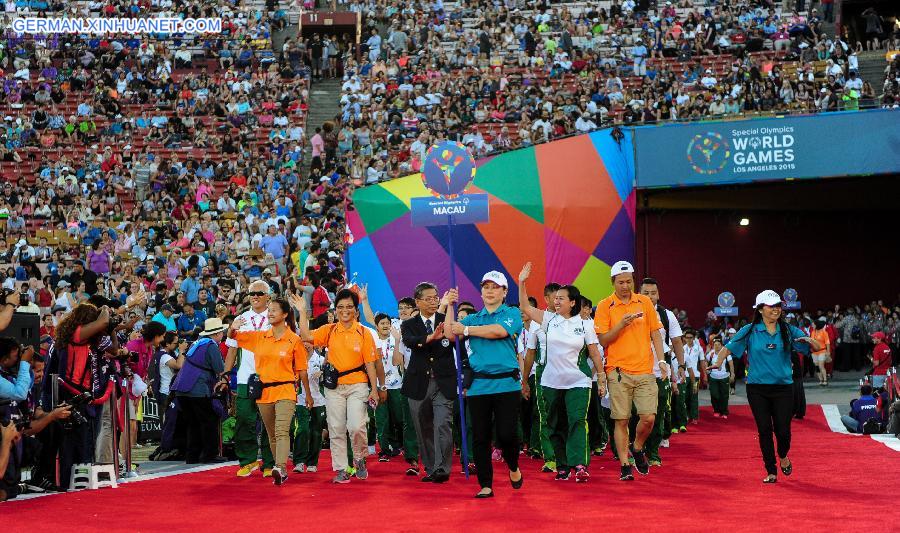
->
xmin=250 ymin=314 xmax=266 ymax=330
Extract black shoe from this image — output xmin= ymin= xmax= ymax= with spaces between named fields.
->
xmin=632 ymin=448 xmax=650 ymax=475
xmin=406 ymin=463 xmax=419 ymax=476
xmin=202 ymin=456 xmax=229 ymax=464
xmin=378 ymin=453 xmax=390 ymax=463
xmin=432 ymin=472 xmax=450 ymax=484
xmin=780 ymin=458 xmax=793 ymax=476
xmin=475 ymin=488 xmax=494 ymax=498
xmin=554 ymin=468 xmax=571 ymax=481
xmin=510 ymin=469 xmax=523 ymax=489
xmin=421 ymin=474 xmax=435 ymax=482
xmin=620 ymin=465 xmax=635 ymax=481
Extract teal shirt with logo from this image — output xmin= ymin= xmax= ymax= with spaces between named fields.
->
xmin=725 ymin=322 xmax=810 ymax=385
xmin=461 ymin=304 xmax=523 ymax=396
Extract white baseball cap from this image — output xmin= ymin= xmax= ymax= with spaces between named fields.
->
xmin=481 ymin=271 xmax=508 ymax=288
xmin=610 ymin=260 xmax=635 ymax=277
xmin=754 ymin=289 xmax=782 ymax=308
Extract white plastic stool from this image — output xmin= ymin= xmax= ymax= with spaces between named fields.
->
xmin=70 ymin=463 xmax=118 ymax=490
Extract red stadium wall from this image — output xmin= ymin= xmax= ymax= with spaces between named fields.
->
xmin=635 ymin=209 xmax=900 ymax=326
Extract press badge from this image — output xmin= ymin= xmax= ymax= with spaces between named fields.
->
xmin=766 ymin=343 xmax=777 ymax=350
xmin=442 ymin=339 xmax=450 ymax=347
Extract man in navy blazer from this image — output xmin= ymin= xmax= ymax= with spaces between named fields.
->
xmin=401 ymin=283 xmax=460 ymax=483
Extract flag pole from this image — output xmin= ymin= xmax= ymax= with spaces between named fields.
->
xmin=447 ymin=213 xmax=469 ymax=478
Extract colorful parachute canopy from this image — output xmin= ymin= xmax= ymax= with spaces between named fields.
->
xmin=348 ymin=130 xmax=636 ymax=315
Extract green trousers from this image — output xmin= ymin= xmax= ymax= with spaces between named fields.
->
xmin=367 ymin=405 xmax=377 ymax=446
xmin=686 ymin=378 xmax=699 ymax=420
xmin=587 ymin=381 xmax=608 ymax=450
xmin=542 ymin=386 xmax=590 ymax=469
xmin=452 ymin=398 xmax=473 ymax=460
xmin=375 ymin=389 xmax=418 ymax=460
xmin=292 ymin=405 xmax=326 ymax=466
xmin=601 ymin=405 xmax=617 ymax=458
xmin=644 ymin=378 xmax=671 ymax=462
xmin=234 ymin=384 xmax=274 ymax=469
xmin=401 ymin=393 xmax=420 ymax=461
xmin=533 ymin=367 xmax=555 ymax=463
xmin=709 ymin=377 xmax=730 ymax=415
xmin=671 ymin=382 xmax=688 ymax=429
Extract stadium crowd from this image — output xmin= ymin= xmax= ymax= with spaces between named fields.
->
xmin=0 ymin=0 xmax=899 ymax=501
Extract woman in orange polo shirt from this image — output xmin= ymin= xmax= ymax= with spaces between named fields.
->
xmin=229 ymin=298 xmax=312 ymax=486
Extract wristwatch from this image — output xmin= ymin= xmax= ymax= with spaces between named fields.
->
xmin=657 ymin=360 xmax=667 ymax=368
xmin=463 ymin=326 xmax=470 ymax=337
xmin=378 ymin=385 xmax=387 ymax=392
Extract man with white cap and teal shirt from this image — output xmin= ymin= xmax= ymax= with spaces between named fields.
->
xmin=445 ymin=271 xmax=524 ymax=498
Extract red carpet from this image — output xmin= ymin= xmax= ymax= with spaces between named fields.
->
xmin=4 ymin=405 xmax=899 ymax=532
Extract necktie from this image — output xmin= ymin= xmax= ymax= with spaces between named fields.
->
xmin=425 ymin=319 xmax=433 ymax=335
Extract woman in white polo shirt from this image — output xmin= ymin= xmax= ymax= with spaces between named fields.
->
xmin=518 ymin=263 xmax=606 ymax=483
xmin=705 ymin=337 xmax=734 ymax=418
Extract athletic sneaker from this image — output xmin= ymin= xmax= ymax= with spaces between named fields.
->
xmin=407 ymin=462 xmax=420 ymax=476
xmin=354 ymin=459 xmax=368 ymax=480
xmin=722 ymin=415 xmax=728 ymax=419
xmin=333 ymin=470 xmax=352 ymax=484
xmin=541 ymin=461 xmax=557 ymax=473
xmin=632 ymin=448 xmax=650 ymax=475
xmin=272 ymin=467 xmax=287 ymax=486
xmin=492 ymin=448 xmax=502 ymax=461
xmin=679 ymin=426 xmax=687 ymax=433
xmin=670 ymin=428 xmax=679 ymax=434
xmin=236 ymin=463 xmax=260 ymax=477
xmin=554 ymin=468 xmax=571 ymax=481
xmin=649 ymin=459 xmax=662 ymax=467
xmin=378 ymin=452 xmax=391 ymax=462
xmin=713 ymin=412 xmax=721 ymax=418
xmin=23 ymin=478 xmax=62 ymax=493
xmin=661 ymin=439 xmax=670 ymax=448
xmin=293 ymin=463 xmax=306 ymax=473
xmin=592 ymin=446 xmax=605 ymax=456
xmin=619 ymin=465 xmax=635 ymax=481
xmin=307 ymin=466 xmax=318 ymax=473
xmin=574 ymin=465 xmax=589 ymax=483
xmin=262 ymin=468 xmax=273 ymax=478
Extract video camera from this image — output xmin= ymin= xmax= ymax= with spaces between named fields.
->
xmin=0 ymin=398 xmax=32 ymax=432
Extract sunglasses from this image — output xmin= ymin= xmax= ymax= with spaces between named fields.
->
xmin=248 ymin=291 xmax=267 ymax=297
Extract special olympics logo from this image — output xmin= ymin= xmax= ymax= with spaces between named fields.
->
xmin=686 ymin=132 xmax=730 ymax=175
xmin=421 ymin=141 xmax=477 ymax=199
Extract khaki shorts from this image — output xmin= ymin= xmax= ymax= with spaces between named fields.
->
xmin=608 ymin=371 xmax=658 ymax=420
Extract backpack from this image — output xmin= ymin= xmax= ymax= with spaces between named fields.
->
xmin=862 ymin=417 xmax=883 ymax=435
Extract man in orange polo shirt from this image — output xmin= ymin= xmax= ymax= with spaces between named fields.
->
xmin=293 ymin=289 xmax=379 ymax=484
xmin=594 ymin=261 xmax=667 ymax=481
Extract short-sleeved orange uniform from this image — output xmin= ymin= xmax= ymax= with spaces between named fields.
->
xmin=594 ymin=292 xmax=662 ymax=375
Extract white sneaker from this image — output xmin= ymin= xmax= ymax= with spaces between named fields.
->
xmin=293 ymin=463 xmax=306 ymax=473
xmin=661 ymin=439 xmax=670 ymax=448
xmin=307 ymin=465 xmax=317 ymax=473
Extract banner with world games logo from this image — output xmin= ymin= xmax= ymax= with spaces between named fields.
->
xmin=633 ymin=109 xmax=900 ymax=188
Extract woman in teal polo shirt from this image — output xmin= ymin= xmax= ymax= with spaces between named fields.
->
xmin=710 ymin=290 xmax=822 ymax=483
xmin=446 ymin=271 xmax=524 ymax=498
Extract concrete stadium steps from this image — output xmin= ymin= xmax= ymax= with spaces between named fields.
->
xmin=857 ymin=50 xmax=889 ymax=96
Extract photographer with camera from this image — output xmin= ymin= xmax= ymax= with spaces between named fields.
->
xmin=49 ymin=302 xmax=113 ymax=489
xmin=0 ymin=336 xmax=72 ymax=497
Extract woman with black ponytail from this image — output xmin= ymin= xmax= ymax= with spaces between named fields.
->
xmin=228 ymin=298 xmax=313 ymax=486
xmin=709 ymin=290 xmax=822 ymax=483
